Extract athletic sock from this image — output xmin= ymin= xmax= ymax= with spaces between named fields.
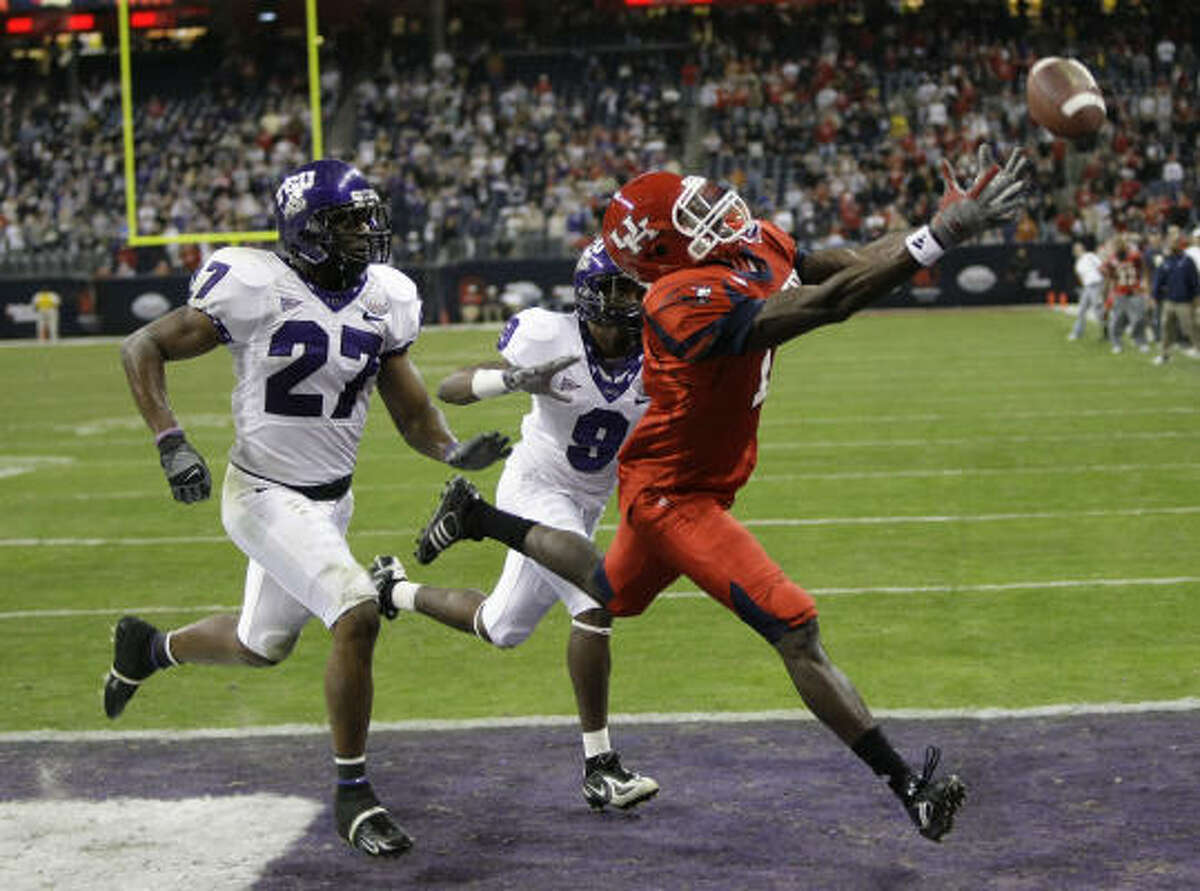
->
xmin=335 ymin=755 xmax=369 ymax=793
xmin=851 ymin=726 xmax=911 ymax=794
xmin=582 ymin=727 xmax=611 ymax=761
xmin=149 ymin=631 xmax=177 ymax=671
xmin=389 ymin=580 xmax=420 ymax=612
xmin=464 ymin=499 xmax=535 ymax=552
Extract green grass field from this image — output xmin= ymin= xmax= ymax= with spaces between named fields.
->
xmin=2 ymin=307 xmax=1198 ymax=733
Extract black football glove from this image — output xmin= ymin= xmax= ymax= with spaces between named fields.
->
xmin=445 ymin=431 xmax=512 ymax=471
xmin=157 ymin=431 xmax=211 ymax=504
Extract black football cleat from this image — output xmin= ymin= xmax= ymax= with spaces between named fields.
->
xmin=368 ymin=555 xmax=406 ymax=620
xmin=898 ymin=746 xmax=966 ymax=842
xmin=103 ymin=615 xmax=159 ymax=719
xmin=582 ymin=751 xmax=660 ymax=811
xmin=414 ymin=476 xmax=481 ymax=565
xmin=336 ymin=784 xmax=413 ymax=858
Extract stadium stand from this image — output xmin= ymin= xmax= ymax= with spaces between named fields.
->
xmin=0 ymin=1 xmax=1195 ymax=275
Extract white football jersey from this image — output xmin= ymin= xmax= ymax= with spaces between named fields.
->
xmin=498 ymin=308 xmax=647 ymax=499
xmin=188 ymin=246 xmax=422 ymax=486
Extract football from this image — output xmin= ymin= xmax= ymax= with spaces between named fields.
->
xmin=1026 ymin=56 xmax=1107 ymax=141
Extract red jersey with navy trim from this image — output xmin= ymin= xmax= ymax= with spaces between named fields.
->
xmin=1103 ymin=250 xmax=1145 ymax=297
xmin=617 ymin=220 xmax=800 ymax=511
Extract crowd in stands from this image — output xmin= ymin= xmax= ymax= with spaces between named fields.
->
xmin=0 ymin=1 xmax=1197 ymax=276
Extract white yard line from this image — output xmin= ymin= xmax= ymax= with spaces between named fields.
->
xmin=5 ymin=575 xmax=1196 ymax=622
xmin=11 ymin=461 xmax=1200 ymax=503
xmin=2 ymin=698 xmax=1197 ymax=744
xmin=4 ymin=504 xmax=1199 ymax=548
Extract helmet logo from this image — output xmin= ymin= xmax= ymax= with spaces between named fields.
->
xmin=276 ymin=170 xmax=316 ymax=219
xmin=610 ymin=214 xmax=655 ymax=255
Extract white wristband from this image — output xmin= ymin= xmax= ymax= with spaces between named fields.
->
xmin=469 ymin=368 xmax=511 ymax=400
xmin=905 ymin=225 xmax=946 ymax=267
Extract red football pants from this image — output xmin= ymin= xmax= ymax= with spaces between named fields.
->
xmin=595 ymin=489 xmax=817 ymax=642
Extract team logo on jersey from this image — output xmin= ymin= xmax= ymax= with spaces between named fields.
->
xmin=558 ymin=376 xmax=581 ymax=392
xmin=280 ymin=297 xmax=302 ymax=313
xmin=275 ymin=170 xmax=316 ymax=219
xmin=671 ymin=285 xmax=711 ymax=305
xmin=360 ymin=290 xmax=389 ymax=317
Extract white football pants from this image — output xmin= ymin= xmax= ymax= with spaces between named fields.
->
xmin=221 ymin=463 xmax=376 ymax=662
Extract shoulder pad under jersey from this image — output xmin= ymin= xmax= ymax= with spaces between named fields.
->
xmin=206 ymin=247 xmax=290 ymax=290
xmin=367 ymin=263 xmax=422 ymax=306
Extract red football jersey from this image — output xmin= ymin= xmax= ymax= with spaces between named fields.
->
xmin=618 ymin=221 xmax=800 ymax=511
xmin=1103 ymin=250 xmax=1144 ymax=296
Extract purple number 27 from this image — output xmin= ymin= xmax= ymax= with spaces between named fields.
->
xmin=265 ymin=321 xmax=381 ymax=418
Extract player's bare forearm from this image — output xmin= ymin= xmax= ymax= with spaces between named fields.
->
xmin=120 ymin=306 xmax=219 ymax=434
xmin=799 ymin=232 xmax=910 ymax=284
xmin=745 ymin=241 xmax=919 ymax=351
xmin=378 ymin=354 xmax=458 ymax=461
xmin=437 ymin=361 xmax=509 ymax=405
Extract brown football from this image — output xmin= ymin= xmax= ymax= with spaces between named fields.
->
xmin=1027 ymin=57 xmax=1106 ymax=141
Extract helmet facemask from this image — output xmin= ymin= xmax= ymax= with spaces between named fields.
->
xmin=672 ymin=176 xmax=752 ymax=261
xmin=578 ymin=273 xmax=644 ymax=338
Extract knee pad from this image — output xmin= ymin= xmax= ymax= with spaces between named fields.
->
xmin=239 ymin=627 xmax=298 ymax=665
xmin=482 ymin=622 xmax=531 ymax=649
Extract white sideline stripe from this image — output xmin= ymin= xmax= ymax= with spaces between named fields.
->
xmin=5 ymin=504 xmax=1200 ymax=548
xmin=3 ymin=698 xmax=1197 ymax=744
xmin=6 ymin=575 xmax=1197 ymax=622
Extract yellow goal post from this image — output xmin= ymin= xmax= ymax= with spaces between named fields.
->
xmin=118 ymin=0 xmax=325 ymax=247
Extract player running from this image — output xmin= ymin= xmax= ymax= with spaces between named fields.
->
xmin=370 ymin=237 xmax=659 ymax=811
xmin=104 ymin=159 xmax=510 ymax=858
xmin=410 ymin=146 xmax=1031 ymax=842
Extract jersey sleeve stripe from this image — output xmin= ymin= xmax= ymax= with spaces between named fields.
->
xmin=192 ymin=307 xmax=232 ymax=343
xmin=379 ymin=342 xmax=412 ymax=360
xmin=706 ymin=297 xmax=765 ymax=357
xmin=645 ymin=312 xmax=721 ymax=361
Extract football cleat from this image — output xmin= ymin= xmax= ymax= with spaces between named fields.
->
xmin=103 ymin=615 xmax=159 ymax=719
xmin=335 ymin=784 xmax=413 ymax=858
xmin=898 ymin=746 xmax=966 ymax=842
xmin=582 ymin=752 xmax=660 ymax=811
xmin=414 ymin=475 xmax=481 ymax=565
xmin=368 ymin=555 xmax=405 ymax=620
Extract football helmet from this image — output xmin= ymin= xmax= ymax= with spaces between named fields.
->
xmin=573 ymin=237 xmax=643 ymax=335
xmin=602 ymin=171 xmax=753 ymax=283
xmin=274 ymin=160 xmax=391 ymax=289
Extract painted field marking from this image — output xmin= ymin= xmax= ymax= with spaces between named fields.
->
xmin=4 ymin=426 xmax=1197 ymax=461
xmin=5 ymin=504 xmax=1200 ymax=549
xmin=2 ymin=698 xmax=1197 ymax=744
xmin=759 ymin=429 xmax=1200 ymax=450
xmin=761 ymin=405 xmax=1200 ymax=427
xmin=4 ymin=575 xmax=1197 ymax=623
xmin=0 ymin=456 xmax=74 ymax=480
xmin=0 ymin=794 xmax=320 ymax=891
xmin=10 ymin=461 xmax=1200 ymax=504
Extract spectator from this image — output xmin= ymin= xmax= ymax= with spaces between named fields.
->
xmin=1150 ymin=228 xmax=1200 ymax=364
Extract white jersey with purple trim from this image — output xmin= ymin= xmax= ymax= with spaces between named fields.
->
xmin=498 ymin=307 xmax=647 ymax=501
xmin=187 ymin=246 xmax=421 ymax=486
